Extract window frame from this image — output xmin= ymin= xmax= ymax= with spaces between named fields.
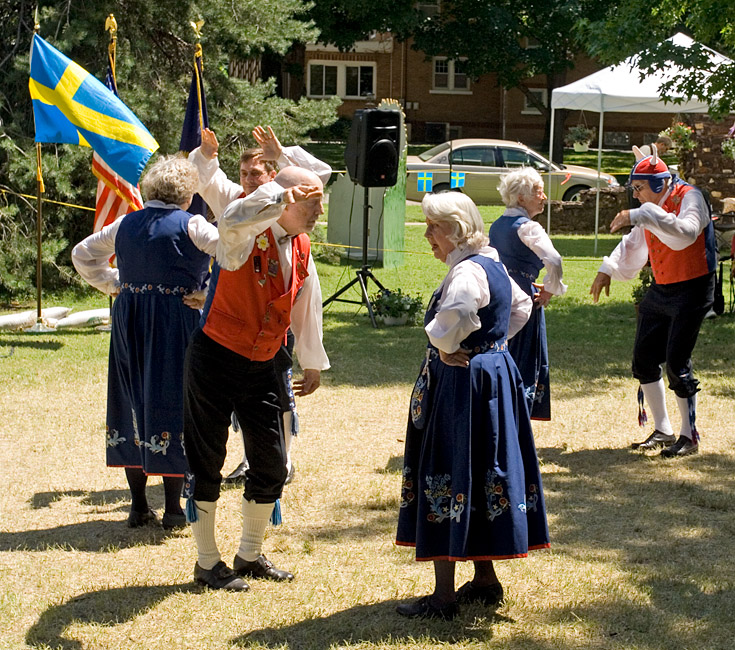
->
xmin=306 ymin=60 xmax=377 ymax=99
xmin=430 ymin=57 xmax=472 ymax=95
xmin=521 ymin=88 xmax=548 ymax=116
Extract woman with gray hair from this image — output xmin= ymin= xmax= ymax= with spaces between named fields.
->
xmin=72 ymin=155 xmax=218 ymax=529
xmin=490 ymin=167 xmax=567 ymax=420
xmin=396 ymin=191 xmax=549 ymax=620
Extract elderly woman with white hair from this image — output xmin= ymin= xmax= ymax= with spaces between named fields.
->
xmin=395 ymin=191 xmax=550 ymax=621
xmin=489 ymin=167 xmax=567 ymax=420
xmin=72 ymin=155 xmax=218 ymax=529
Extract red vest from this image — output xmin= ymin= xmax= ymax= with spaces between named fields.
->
xmin=203 ymin=228 xmax=311 ymax=361
xmin=644 ymin=183 xmax=710 ymax=285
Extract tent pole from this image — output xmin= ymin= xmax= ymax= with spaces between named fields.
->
xmin=547 ymin=107 xmax=555 ymax=234
xmin=594 ymin=104 xmax=604 ymax=256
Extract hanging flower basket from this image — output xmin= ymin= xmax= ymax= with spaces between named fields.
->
xmin=564 ymin=125 xmax=596 ymax=150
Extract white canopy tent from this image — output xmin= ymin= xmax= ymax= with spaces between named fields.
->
xmin=547 ymin=33 xmax=731 ymax=252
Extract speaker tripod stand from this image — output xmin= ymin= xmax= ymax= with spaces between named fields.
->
xmin=322 ymin=185 xmax=387 ymax=328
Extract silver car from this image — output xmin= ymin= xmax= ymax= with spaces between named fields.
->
xmin=406 ymin=138 xmax=619 ymax=204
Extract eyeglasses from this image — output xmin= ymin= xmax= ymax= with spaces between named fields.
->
xmin=629 ymin=183 xmax=646 ymax=193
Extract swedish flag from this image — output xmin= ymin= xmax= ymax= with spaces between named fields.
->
xmin=450 ymin=171 xmax=465 ymax=188
xmin=417 ymin=171 xmax=433 ymax=193
xmin=29 ymin=34 xmax=158 ymax=185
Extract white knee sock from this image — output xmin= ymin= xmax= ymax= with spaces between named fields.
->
xmin=190 ymin=500 xmax=221 ymax=570
xmin=676 ymin=394 xmax=694 ymax=440
xmin=283 ymin=412 xmax=294 ymax=473
xmin=641 ymin=380 xmax=673 ymax=435
xmin=237 ymin=498 xmax=273 ymax=561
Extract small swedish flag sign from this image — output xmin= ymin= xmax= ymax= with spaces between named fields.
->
xmin=417 ymin=172 xmax=433 ymax=192
xmin=450 ymin=171 xmax=466 ymax=188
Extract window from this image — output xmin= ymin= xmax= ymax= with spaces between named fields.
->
xmin=418 ymin=1 xmax=440 ymax=17
xmin=498 ymin=147 xmax=542 ymax=169
xmin=309 ymin=64 xmax=338 ymax=97
xmin=345 ymin=65 xmax=374 ymax=98
xmin=449 ymin=147 xmax=498 ymax=167
xmin=522 ymin=88 xmax=547 ymax=115
xmin=307 ymin=61 xmax=376 ymax=99
xmin=432 ymin=57 xmax=470 ymax=93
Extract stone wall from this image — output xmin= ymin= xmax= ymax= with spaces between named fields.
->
xmin=679 ymin=116 xmax=735 ymax=212
xmin=546 ymin=186 xmax=629 ymax=234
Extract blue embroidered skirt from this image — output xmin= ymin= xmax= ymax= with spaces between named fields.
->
xmin=508 ymin=299 xmax=551 ymax=421
xmin=396 ymin=347 xmax=549 ymax=561
xmin=106 ymin=284 xmax=200 ymax=476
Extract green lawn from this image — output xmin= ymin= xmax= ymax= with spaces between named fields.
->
xmin=2 ymin=232 xmax=735 ymax=650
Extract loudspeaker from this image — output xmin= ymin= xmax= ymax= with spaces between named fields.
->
xmin=344 ymin=109 xmax=401 ymax=187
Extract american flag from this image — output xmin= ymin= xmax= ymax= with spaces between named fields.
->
xmin=91 ymin=65 xmax=143 ymax=233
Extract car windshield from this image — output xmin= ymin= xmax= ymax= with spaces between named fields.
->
xmin=418 ymin=142 xmax=451 ymax=161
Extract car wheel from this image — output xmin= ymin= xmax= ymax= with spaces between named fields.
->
xmin=432 ymin=183 xmax=461 ymax=194
xmin=563 ymin=185 xmax=588 ymax=202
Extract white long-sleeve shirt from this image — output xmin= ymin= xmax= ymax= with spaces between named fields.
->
xmin=71 ymin=201 xmax=218 ymax=295
xmin=426 ymin=246 xmax=533 ymax=354
xmin=216 ymin=181 xmax=329 ymax=371
xmin=189 ymin=145 xmax=332 ymax=220
xmin=516 ymin=218 xmax=568 ymax=296
xmin=599 ymin=182 xmax=711 ymax=281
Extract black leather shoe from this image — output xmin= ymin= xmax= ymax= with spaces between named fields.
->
xmin=661 ymin=435 xmax=699 ymax=458
xmin=127 ymin=508 xmax=158 ymax=528
xmin=631 ymin=430 xmax=676 ymax=450
xmin=396 ymin=595 xmax=459 ymax=621
xmin=456 ymin=581 xmax=504 ymax=606
xmin=162 ymin=512 xmax=187 ymax=530
xmin=223 ymin=462 xmax=248 ymax=485
xmin=233 ymin=554 xmax=294 ymax=581
xmin=194 ymin=561 xmax=249 ymax=591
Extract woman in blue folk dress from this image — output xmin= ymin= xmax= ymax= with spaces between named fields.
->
xmin=489 ymin=168 xmax=567 ymax=420
xmin=72 ymin=156 xmax=218 ymax=529
xmin=396 ymin=191 xmax=550 ymax=621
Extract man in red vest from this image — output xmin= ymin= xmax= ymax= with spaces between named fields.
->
xmin=190 ymin=126 xmax=331 ymax=485
xmin=590 ymin=144 xmax=716 ymax=458
xmin=183 ymin=165 xmax=329 ymax=591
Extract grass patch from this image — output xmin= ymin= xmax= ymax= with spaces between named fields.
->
xmin=2 ymin=234 xmax=735 ymax=650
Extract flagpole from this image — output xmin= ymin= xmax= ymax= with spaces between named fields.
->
xmin=191 ymin=20 xmax=205 ymax=133
xmin=26 ymin=12 xmax=54 ymax=332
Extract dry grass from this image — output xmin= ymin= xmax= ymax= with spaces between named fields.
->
xmin=2 ymin=250 xmax=735 ymax=650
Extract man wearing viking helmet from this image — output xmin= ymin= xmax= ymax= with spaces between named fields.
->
xmin=590 ymin=144 xmax=716 ymax=457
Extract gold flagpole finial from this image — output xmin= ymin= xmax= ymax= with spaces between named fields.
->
xmin=34 ymin=6 xmax=40 ymax=32
xmin=190 ymin=19 xmax=205 ymax=42
xmin=105 ymin=14 xmax=118 ymax=38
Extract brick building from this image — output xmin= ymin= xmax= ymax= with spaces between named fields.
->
xmin=272 ymin=34 xmax=676 ymax=149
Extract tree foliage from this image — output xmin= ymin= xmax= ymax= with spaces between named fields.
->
xmin=308 ymin=1 xmax=600 ymax=155
xmin=0 ymin=0 xmax=339 ymax=302
xmin=579 ymin=0 xmax=735 ymax=118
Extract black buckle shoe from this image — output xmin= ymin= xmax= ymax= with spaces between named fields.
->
xmin=127 ymin=508 xmax=158 ymax=528
xmin=456 ymin=581 xmax=504 ymax=606
xmin=631 ymin=430 xmax=676 ymax=450
xmin=162 ymin=512 xmax=187 ymax=530
xmin=194 ymin=561 xmax=249 ymax=591
xmin=396 ymin=595 xmax=459 ymax=621
xmin=660 ymin=435 xmax=699 ymax=458
xmin=223 ymin=462 xmax=248 ymax=485
xmin=233 ymin=554 xmax=294 ymax=581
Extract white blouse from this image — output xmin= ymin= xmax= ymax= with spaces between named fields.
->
xmin=71 ymin=201 xmax=218 ymax=295
xmin=426 ymin=246 xmax=533 ymax=354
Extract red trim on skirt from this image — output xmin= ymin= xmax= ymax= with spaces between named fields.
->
xmin=395 ymin=540 xmax=550 ymax=561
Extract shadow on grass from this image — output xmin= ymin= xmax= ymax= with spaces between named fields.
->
xmin=30 ymin=489 xmax=129 ymax=509
xmin=0 ymin=518 xmax=186 ymax=552
xmin=0 ymin=336 xmax=64 ymax=351
xmin=25 ymin=583 xmax=194 ymax=650
xmin=234 ymin=600 xmax=504 ymax=649
xmin=532 ymin=445 xmax=735 ymax=647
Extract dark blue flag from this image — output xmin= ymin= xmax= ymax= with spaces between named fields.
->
xmin=179 ymin=53 xmax=209 ymax=217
